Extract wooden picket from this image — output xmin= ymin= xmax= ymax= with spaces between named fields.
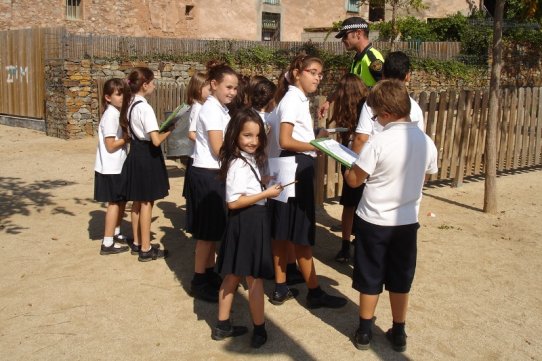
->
xmin=96 ymin=78 xmax=186 ymax=122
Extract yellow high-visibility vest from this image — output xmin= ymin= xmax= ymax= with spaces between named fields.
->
xmin=350 ymin=44 xmax=384 ymax=87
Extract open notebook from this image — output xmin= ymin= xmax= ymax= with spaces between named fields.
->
xmin=159 ymin=103 xmax=190 ymax=133
xmin=310 ymin=138 xmax=358 ymax=168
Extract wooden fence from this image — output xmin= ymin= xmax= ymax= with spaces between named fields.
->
xmin=0 ymin=28 xmax=45 ymax=118
xmin=96 ymin=78 xmax=186 ymax=121
xmin=316 ymin=87 xmax=542 ymax=202
xmin=44 ymin=27 xmax=460 ymax=61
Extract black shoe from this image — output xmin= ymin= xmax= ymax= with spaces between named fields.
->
xmin=138 ymin=247 xmax=168 ymax=262
xmin=190 ymin=282 xmax=218 ymax=303
xmin=334 ymin=248 xmax=350 ymax=263
xmin=386 ymin=328 xmax=407 ymax=352
xmin=113 ymin=234 xmax=133 ymax=244
xmin=353 ymin=328 xmax=372 ymax=350
xmin=100 ymin=242 xmax=130 ymax=255
xmin=306 ymin=290 xmax=347 ymax=309
xmin=269 ymin=288 xmax=299 ymax=305
xmin=286 ymin=269 xmax=305 ymax=286
xmin=129 ymin=241 xmax=159 ymax=255
xmin=211 ymin=325 xmax=248 ymax=341
xmin=251 ymin=331 xmax=268 ymax=348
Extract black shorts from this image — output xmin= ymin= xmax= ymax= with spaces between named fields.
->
xmin=94 ymin=172 xmax=125 ymax=203
xmin=352 ymin=215 xmax=419 ymax=295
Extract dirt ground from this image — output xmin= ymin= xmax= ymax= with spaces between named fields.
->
xmin=1 ymin=124 xmax=541 ymax=361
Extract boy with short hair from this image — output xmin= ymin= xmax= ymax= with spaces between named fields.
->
xmin=345 ymin=79 xmax=438 ymax=352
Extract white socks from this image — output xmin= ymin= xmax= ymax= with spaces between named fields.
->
xmin=102 ymin=236 xmax=114 ymax=247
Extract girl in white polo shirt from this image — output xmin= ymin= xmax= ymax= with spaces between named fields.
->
xmin=212 ymin=108 xmax=283 ymax=347
xmin=187 ymin=61 xmax=238 ymax=302
xmin=94 ymin=78 xmax=130 ymax=255
xmin=268 ymin=55 xmax=347 ymax=309
xmin=119 ymin=67 xmax=172 ymax=262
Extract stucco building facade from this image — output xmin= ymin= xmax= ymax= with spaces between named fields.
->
xmin=1 ymin=0 xmax=475 ymax=41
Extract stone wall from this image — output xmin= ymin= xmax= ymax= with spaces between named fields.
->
xmin=44 ymin=47 xmax=541 ymax=139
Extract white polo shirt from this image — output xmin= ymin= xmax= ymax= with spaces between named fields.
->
xmin=355 ymin=121 xmax=438 ymax=226
xmin=193 ymin=95 xmax=230 ymax=169
xmin=127 ymin=95 xmax=159 ymax=141
xmin=355 ymin=97 xmax=425 ymax=138
xmin=94 ymin=105 xmax=127 ymax=174
xmin=272 ymin=85 xmax=316 ymax=157
xmin=188 ymin=102 xmax=203 ymax=158
xmin=226 ymin=152 xmax=266 ymax=205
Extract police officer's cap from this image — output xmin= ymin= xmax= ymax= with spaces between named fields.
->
xmin=335 ymin=17 xmax=369 ymax=39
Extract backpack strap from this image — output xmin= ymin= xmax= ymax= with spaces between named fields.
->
xmin=128 ymin=100 xmax=143 ymax=139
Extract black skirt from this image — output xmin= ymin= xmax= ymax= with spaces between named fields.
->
xmin=121 ymin=138 xmax=169 ymax=201
xmin=186 ymin=166 xmax=227 ymax=241
xmin=270 ymin=151 xmax=316 ymax=246
xmin=94 ymin=171 xmax=125 ymax=202
xmin=339 ymin=164 xmax=365 ymax=207
xmin=216 ymin=205 xmax=274 ymax=279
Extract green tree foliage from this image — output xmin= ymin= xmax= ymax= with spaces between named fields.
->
xmin=428 ymin=12 xmax=469 ymax=41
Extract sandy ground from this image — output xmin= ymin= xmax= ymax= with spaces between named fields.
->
xmin=0 ymin=124 xmax=541 ymax=361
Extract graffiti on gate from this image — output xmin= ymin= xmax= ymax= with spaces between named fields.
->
xmin=5 ymin=65 xmax=29 ymax=84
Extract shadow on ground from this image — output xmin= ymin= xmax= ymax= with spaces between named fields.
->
xmin=0 ymin=177 xmax=75 ymax=234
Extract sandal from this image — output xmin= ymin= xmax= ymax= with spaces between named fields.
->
xmin=138 ymin=246 xmax=168 ymax=262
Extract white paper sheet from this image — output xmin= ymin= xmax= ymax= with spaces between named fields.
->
xmin=267 ymin=156 xmax=297 ymax=203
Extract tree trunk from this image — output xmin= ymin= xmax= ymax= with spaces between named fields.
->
xmin=390 ymin=3 xmax=397 ymax=50
xmin=483 ymin=0 xmax=504 ymax=214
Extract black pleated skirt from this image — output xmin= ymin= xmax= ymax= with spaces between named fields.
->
xmin=270 ymin=151 xmax=316 ymax=246
xmin=94 ymin=172 xmax=125 ymax=203
xmin=186 ymin=166 xmax=227 ymax=241
xmin=216 ymin=205 xmax=274 ymax=279
xmin=121 ymin=139 xmax=169 ymax=201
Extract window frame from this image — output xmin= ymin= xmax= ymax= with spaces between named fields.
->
xmin=346 ymin=0 xmax=358 ymax=13
xmin=66 ymin=0 xmax=82 ymax=20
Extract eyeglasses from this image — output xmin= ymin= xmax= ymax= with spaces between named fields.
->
xmin=303 ymin=69 xmax=324 ymax=80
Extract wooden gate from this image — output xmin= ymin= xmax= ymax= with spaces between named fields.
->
xmin=0 ymin=28 xmax=45 ymax=119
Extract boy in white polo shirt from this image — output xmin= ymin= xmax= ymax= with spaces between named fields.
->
xmin=345 ymin=79 xmax=438 ymax=352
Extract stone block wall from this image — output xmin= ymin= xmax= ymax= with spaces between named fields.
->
xmin=44 ymin=50 xmax=541 ymax=139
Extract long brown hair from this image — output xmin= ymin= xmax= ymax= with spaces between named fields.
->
xmin=274 ymin=54 xmax=323 ymax=105
xmin=330 ymin=73 xmax=368 ymax=144
xmin=219 ymin=108 xmax=267 ymax=181
xmin=119 ymin=67 xmax=155 ymax=136
xmin=100 ymin=78 xmax=127 ymax=113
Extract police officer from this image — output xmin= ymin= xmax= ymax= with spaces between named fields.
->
xmin=318 ymin=17 xmax=384 ymax=119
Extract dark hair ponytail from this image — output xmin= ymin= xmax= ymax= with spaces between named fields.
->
xmin=119 ymin=67 xmax=155 ymax=136
xmin=274 ymin=54 xmax=323 ymax=104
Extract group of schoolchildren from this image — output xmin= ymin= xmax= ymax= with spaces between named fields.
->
xmin=93 ymin=50 xmax=438 ymax=352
